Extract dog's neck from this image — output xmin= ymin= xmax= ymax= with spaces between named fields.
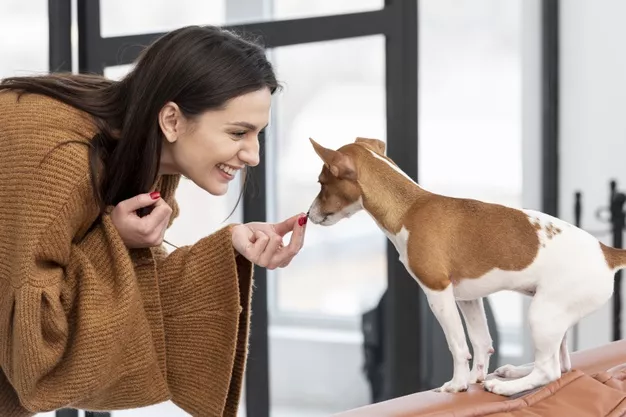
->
xmin=358 ymin=151 xmax=429 ymax=235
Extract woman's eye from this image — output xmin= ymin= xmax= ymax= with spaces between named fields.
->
xmin=231 ymin=131 xmax=247 ymax=139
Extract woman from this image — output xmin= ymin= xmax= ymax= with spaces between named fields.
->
xmin=0 ymin=25 xmax=307 ymax=417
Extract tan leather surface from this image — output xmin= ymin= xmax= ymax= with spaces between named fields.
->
xmin=334 ymin=340 xmax=626 ymax=416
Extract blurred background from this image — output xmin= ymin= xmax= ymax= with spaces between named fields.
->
xmin=2 ymin=0 xmax=625 ymax=416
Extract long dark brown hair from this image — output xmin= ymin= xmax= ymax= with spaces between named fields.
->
xmin=0 ymin=25 xmax=278 ymax=214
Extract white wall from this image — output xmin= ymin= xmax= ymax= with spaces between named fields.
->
xmin=560 ymin=0 xmax=626 ymax=352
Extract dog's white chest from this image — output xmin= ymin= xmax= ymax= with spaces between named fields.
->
xmin=384 ymin=227 xmax=411 ymax=267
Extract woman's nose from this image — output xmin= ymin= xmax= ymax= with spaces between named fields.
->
xmin=239 ymin=138 xmax=260 ymax=167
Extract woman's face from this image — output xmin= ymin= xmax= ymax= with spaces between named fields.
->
xmin=158 ymin=87 xmax=271 ymax=195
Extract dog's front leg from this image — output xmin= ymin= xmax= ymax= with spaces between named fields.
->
xmin=425 ymin=284 xmax=472 ymax=393
xmin=457 ymin=298 xmax=494 ymax=383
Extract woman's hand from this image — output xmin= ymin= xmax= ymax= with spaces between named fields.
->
xmin=110 ymin=192 xmax=173 ymax=248
xmin=231 ymin=213 xmax=308 ymax=269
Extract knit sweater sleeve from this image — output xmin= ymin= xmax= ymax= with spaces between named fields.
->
xmin=143 ymin=176 xmax=254 ymax=417
xmin=143 ymin=231 xmax=253 ymax=417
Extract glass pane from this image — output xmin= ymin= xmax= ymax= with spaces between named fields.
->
xmin=100 ymin=0 xmax=383 ymax=38
xmin=103 ymin=64 xmax=134 ymax=80
xmin=164 ymin=176 xmax=244 ymax=250
xmin=419 ymin=0 xmax=524 ymax=357
xmin=0 ymin=0 xmax=48 ymax=79
xmin=272 ymin=0 xmax=382 ymax=21
xmin=100 ymin=0 xmax=226 ymax=37
xmin=268 ymin=35 xmax=387 ymax=319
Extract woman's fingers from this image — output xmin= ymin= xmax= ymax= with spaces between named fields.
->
xmin=265 ymin=214 xmax=308 ymax=269
xmin=248 ymin=230 xmax=270 ymax=262
xmin=232 ymin=213 xmax=308 ymax=269
xmin=257 ymin=234 xmax=284 ymax=269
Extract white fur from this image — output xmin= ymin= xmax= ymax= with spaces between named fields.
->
xmin=308 ymin=196 xmax=363 ymax=226
xmin=310 ymin=145 xmax=619 ymax=396
xmin=368 ymin=149 xmax=422 ymax=187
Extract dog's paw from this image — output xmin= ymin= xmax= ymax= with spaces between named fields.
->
xmin=483 ymin=378 xmax=528 ymax=396
xmin=483 ymin=379 xmax=502 ymax=394
xmin=483 ymin=378 xmax=521 ymax=396
xmin=494 ymin=363 xmax=533 ymax=379
xmin=435 ymin=379 xmax=469 ymax=393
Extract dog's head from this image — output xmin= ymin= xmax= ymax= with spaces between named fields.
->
xmin=307 ymin=137 xmax=386 ymax=226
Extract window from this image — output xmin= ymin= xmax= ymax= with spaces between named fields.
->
xmin=419 ymin=0 xmax=524 ymax=357
xmin=99 ymin=0 xmax=389 ymax=329
xmin=266 ymin=35 xmax=387 ymax=324
xmin=99 ymin=0 xmax=382 ymax=37
xmin=272 ymin=0 xmax=382 ymax=21
xmin=0 ymin=0 xmax=48 ymax=79
xmin=100 ymin=0 xmax=227 ymax=37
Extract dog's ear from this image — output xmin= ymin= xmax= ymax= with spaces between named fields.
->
xmin=355 ymin=137 xmax=386 ymax=155
xmin=309 ymin=138 xmax=356 ymax=180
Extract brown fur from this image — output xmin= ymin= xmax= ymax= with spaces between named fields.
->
xmin=310 ymin=137 xmax=542 ymax=291
xmin=600 ymin=242 xmax=626 ymax=270
xmin=545 ymin=223 xmax=562 ymax=239
xmin=404 ymin=196 xmax=540 ymax=290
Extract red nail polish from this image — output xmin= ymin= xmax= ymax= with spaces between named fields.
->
xmin=298 ymin=216 xmax=307 ymax=226
xmin=150 ymin=191 xmax=161 ymax=200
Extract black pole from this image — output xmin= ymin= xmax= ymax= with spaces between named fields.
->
xmin=48 ymin=0 xmax=73 ymax=72
xmin=574 ymin=191 xmax=582 ymax=227
xmin=610 ymin=180 xmax=624 ymax=341
xmin=541 ymin=0 xmax=559 ymax=217
xmin=383 ymin=0 xmax=422 ymax=399
xmin=55 ymin=410 xmax=78 ymax=417
xmin=243 ymin=138 xmax=270 ymax=417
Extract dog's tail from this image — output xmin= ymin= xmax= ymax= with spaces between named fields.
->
xmin=600 ymin=242 xmax=626 ymax=272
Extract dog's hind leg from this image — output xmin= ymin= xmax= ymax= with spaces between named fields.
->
xmin=491 ymin=331 xmax=571 ymax=381
xmin=491 ymin=325 xmax=571 ymax=382
xmin=484 ymin=293 xmax=566 ymax=396
xmin=457 ymin=298 xmax=494 ymax=383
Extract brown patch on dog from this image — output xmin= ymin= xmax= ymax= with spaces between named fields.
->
xmin=309 ymin=137 xmax=423 ymax=232
xmin=600 ymin=242 xmax=626 ymax=270
xmin=309 ymin=137 xmax=542 ymax=292
xmin=545 ymin=223 xmax=562 ymax=240
xmin=313 ymin=164 xmax=362 ymax=217
xmin=404 ymin=197 xmax=541 ymax=291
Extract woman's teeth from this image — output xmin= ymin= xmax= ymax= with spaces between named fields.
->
xmin=218 ymin=163 xmax=236 ymax=176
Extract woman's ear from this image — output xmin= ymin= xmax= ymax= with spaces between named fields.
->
xmin=159 ymin=102 xmax=182 ymax=143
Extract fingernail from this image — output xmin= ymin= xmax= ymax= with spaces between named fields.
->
xmin=298 ymin=215 xmax=307 ymax=226
xmin=150 ymin=191 xmax=161 ymax=200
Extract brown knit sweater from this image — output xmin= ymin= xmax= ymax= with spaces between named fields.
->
xmin=0 ymin=91 xmax=254 ymax=416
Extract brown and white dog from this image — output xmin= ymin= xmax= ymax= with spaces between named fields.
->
xmin=306 ymin=136 xmax=624 ymax=397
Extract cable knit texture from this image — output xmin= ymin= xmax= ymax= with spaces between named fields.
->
xmin=0 ymin=91 xmax=254 ymax=416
